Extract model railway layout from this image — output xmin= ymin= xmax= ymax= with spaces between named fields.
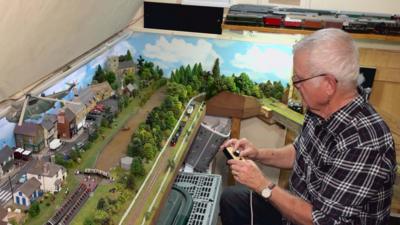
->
xmin=225 ymin=4 xmax=400 ymax=35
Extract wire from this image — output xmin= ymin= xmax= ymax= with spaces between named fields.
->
xmin=250 ymin=190 xmax=254 ymax=225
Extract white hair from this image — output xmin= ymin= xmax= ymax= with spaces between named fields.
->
xmin=293 ymin=28 xmax=359 ymax=89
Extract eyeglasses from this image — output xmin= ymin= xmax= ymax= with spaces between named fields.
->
xmin=292 ymin=74 xmax=328 ymax=86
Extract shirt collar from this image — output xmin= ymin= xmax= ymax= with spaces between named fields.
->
xmin=306 ymin=89 xmax=366 ymax=134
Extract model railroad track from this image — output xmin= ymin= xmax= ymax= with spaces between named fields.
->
xmin=46 ymin=183 xmax=91 ymax=225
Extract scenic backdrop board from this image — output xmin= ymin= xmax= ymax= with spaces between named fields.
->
xmin=0 ymin=31 xmax=294 ymax=148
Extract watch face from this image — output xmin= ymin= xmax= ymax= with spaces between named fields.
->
xmin=261 ymin=188 xmax=272 ymax=199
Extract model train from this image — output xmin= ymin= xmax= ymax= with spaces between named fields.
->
xmin=225 ymin=4 xmax=400 ymax=35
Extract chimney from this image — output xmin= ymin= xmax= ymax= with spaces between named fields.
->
xmin=43 ymin=162 xmax=50 ymax=175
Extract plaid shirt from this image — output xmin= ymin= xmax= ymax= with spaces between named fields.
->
xmin=286 ymin=94 xmax=396 ymax=225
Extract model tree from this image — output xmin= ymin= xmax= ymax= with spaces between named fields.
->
xmin=128 ymin=138 xmax=143 ymax=158
xmin=119 ymin=50 xmax=133 ymax=62
xmin=28 ymin=202 xmax=41 ymax=217
xmin=104 ymin=71 xmax=116 ymax=85
xmin=143 ymin=143 xmax=156 ymax=160
xmin=130 ymin=157 xmax=145 ymax=177
xmin=124 ymin=73 xmax=136 ymax=85
xmin=212 ymin=58 xmax=220 ymax=78
xmin=93 ymin=65 xmax=105 ymax=83
xmin=234 ymin=73 xmax=254 ymax=96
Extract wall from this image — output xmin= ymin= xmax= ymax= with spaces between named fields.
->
xmin=359 ymin=49 xmax=400 ymax=161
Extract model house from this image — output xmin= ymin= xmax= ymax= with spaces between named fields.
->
xmin=57 ymin=108 xmax=77 ymax=139
xmin=124 ymin=83 xmax=139 ymax=97
xmin=91 ymin=82 xmax=113 ymax=101
xmin=14 ymin=122 xmax=45 ymax=152
xmin=73 ymin=87 xmax=97 ymax=115
xmin=0 ymin=146 xmax=14 ymax=177
xmin=106 ymin=56 xmax=136 ymax=76
xmin=27 ymin=160 xmax=67 ymax=193
xmin=41 ymin=114 xmax=58 ymax=148
xmin=106 ymin=56 xmax=119 ymax=74
xmin=13 ymin=177 xmax=41 ymax=207
xmin=65 ymin=102 xmax=86 ymax=130
xmin=118 ymin=60 xmax=136 ymax=76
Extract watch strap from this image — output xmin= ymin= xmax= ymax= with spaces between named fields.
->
xmin=268 ymin=183 xmax=276 ymax=190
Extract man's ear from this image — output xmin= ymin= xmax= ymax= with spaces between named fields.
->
xmin=325 ymin=74 xmax=337 ymax=96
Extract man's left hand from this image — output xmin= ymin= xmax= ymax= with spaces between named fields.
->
xmin=228 ymin=159 xmax=270 ymax=193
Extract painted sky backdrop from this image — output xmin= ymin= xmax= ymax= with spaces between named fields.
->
xmin=0 ymin=31 xmax=294 ymax=148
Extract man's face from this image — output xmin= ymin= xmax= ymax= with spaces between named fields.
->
xmin=293 ymin=51 xmax=329 ymax=113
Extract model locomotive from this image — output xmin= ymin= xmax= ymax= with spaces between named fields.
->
xmin=225 ymin=4 xmax=400 ymax=35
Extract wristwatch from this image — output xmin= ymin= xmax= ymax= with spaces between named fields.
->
xmin=260 ymin=183 xmax=276 ymax=200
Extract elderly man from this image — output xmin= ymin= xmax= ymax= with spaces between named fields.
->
xmin=220 ymin=28 xmax=396 ymax=225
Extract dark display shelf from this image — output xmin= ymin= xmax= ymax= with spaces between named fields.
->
xmin=222 ymin=23 xmax=400 ymax=42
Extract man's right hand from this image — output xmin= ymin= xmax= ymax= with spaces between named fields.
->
xmin=220 ymin=138 xmax=259 ymax=160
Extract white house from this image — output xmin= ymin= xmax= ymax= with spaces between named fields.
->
xmin=13 ymin=177 xmax=41 ymax=207
xmin=26 ymin=160 xmax=67 ymax=193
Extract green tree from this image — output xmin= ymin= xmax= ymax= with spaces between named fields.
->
xmin=165 ymin=111 xmax=177 ymax=130
xmin=55 ymin=153 xmax=73 ymax=168
xmin=130 ymin=157 xmax=145 ymax=177
xmin=259 ymin=80 xmax=273 ymax=97
xmin=235 ymin=73 xmax=254 ymax=95
xmin=140 ymin=68 xmax=152 ymax=81
xmin=272 ymin=81 xmax=284 ymax=100
xmin=138 ymin=128 xmax=155 ymax=146
xmin=212 ymin=58 xmax=221 ymax=78
xmin=105 ymin=71 xmax=116 ymax=85
xmin=84 ymin=217 xmax=95 ymax=225
xmin=137 ymin=55 xmax=145 ymax=74
xmin=155 ymin=65 xmax=164 ymax=79
xmin=152 ymin=126 xmax=163 ymax=147
xmin=143 ymin=143 xmax=156 ymax=160
xmin=224 ymin=76 xmax=238 ymax=93
xmin=93 ymin=65 xmax=105 ymax=83
xmin=167 ymin=82 xmax=188 ymax=103
xmin=162 ymin=95 xmax=174 ymax=111
xmin=251 ymin=85 xmax=262 ymax=98
xmin=126 ymin=50 xmax=133 ymax=61
xmin=97 ymin=198 xmax=107 ymax=210
xmin=28 ymin=201 xmax=40 ymax=218
xmin=69 ymin=149 xmax=80 ymax=162
xmin=89 ymin=130 xmax=99 ymax=142
xmin=146 ymin=109 xmax=160 ymax=128
xmin=94 ymin=210 xmax=111 ymax=225
xmin=126 ymin=173 xmax=136 ymax=190
xmin=128 ymin=137 xmax=143 ymax=157
xmin=124 ymin=73 xmax=136 ymax=85
xmin=119 ymin=50 xmax=133 ymax=62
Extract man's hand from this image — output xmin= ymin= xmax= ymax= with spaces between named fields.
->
xmin=228 ymin=159 xmax=270 ymax=193
xmin=221 ymin=138 xmax=259 ymax=160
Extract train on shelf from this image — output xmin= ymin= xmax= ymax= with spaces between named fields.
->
xmin=225 ymin=4 xmax=400 ymax=35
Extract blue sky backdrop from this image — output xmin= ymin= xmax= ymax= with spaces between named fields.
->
xmin=1 ymin=32 xmax=294 ymax=148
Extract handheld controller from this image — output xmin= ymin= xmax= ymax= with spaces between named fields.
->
xmin=223 ymin=146 xmax=242 ymax=160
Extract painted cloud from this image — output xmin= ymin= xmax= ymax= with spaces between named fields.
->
xmin=143 ymin=36 xmax=222 ymax=71
xmin=231 ymin=46 xmax=293 ymax=81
